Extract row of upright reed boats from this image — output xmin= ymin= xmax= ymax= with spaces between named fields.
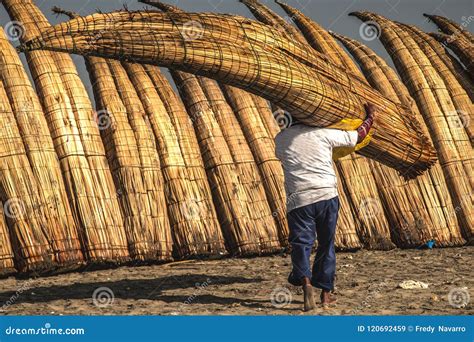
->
xmin=0 ymin=0 xmax=472 ymax=277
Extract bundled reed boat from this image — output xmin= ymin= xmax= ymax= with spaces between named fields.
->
xmin=0 ymin=27 xmax=84 ymax=273
xmin=20 ymin=9 xmax=438 ymax=179
xmin=4 ymin=0 xmax=130 ymax=263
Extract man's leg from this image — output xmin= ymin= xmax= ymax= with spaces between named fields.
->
xmin=311 ymin=197 xmax=339 ymax=304
xmin=287 ymin=204 xmax=317 ymax=311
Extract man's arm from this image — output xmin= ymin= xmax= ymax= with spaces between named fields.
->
xmin=357 ymin=103 xmax=376 ymax=143
xmin=326 ymin=103 xmax=377 ymax=148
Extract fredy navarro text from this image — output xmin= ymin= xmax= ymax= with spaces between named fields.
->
xmin=416 ymin=325 xmax=466 ymax=333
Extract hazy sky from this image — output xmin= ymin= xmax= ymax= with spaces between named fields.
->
xmin=0 ymin=0 xmax=472 ymax=102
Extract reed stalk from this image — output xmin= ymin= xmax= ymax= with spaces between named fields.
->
xmin=423 ymin=14 xmax=474 ymax=43
xmin=430 ymin=32 xmax=474 ymax=78
xmin=270 ymin=1 xmax=399 ymax=248
xmin=82 ymin=52 xmax=174 ymax=262
xmin=0 ymin=203 xmax=15 ymax=276
xmin=239 ymin=0 xmax=308 ymax=44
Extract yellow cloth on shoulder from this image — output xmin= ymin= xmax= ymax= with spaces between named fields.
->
xmin=329 ymin=118 xmax=373 ymax=161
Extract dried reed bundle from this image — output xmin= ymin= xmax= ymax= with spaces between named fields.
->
xmin=222 ymin=9 xmax=293 ymax=143
xmin=3 ymin=0 xmax=130 ymax=263
xmin=106 ymin=59 xmax=173 ymax=261
xmin=239 ymin=0 xmax=308 ymax=44
xmin=250 ymin=95 xmax=281 ymax=140
xmin=230 ymin=89 xmax=362 ymax=250
xmin=335 ymin=159 xmax=395 ymax=249
xmin=398 ymin=24 xmax=474 ymax=144
xmin=241 ymin=2 xmax=363 ymax=250
xmin=130 ymin=64 xmax=226 ymax=258
xmin=20 ymin=10 xmax=437 ymax=178
xmin=199 ymin=77 xmax=282 ymax=253
xmin=333 ymin=32 xmax=466 ymax=246
xmin=430 ymin=32 xmax=474 ymax=78
xmin=82 ymin=51 xmax=173 ymax=262
xmin=0 ymin=204 xmax=15 ymax=276
xmin=351 ymin=12 xmax=473 ymax=244
xmin=0 ymin=79 xmax=57 ymax=273
xmin=275 ymin=0 xmax=362 ymax=74
xmin=171 ymin=70 xmax=279 ymax=255
xmin=238 ymin=0 xmax=307 ymax=151
xmin=221 ymin=86 xmax=289 ymax=246
xmin=399 ymin=24 xmax=474 ymax=100
xmin=333 ymin=183 xmax=362 ymax=250
xmin=0 ymin=28 xmax=85 ymax=271
xmin=423 ymin=14 xmax=474 ymax=43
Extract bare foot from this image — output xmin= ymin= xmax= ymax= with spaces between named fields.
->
xmin=320 ymin=290 xmax=337 ymax=307
xmin=302 ymin=278 xmax=316 ymax=312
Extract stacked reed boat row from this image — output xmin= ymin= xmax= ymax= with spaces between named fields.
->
xmin=271 ymin=1 xmax=467 ymax=248
xmin=348 ymin=12 xmax=473 ymax=244
xmin=3 ymin=0 xmax=130 ymax=269
xmin=331 ymin=32 xmax=465 ymax=246
xmin=0 ymin=0 xmax=472 ymax=276
xmin=138 ymin=2 xmax=288 ymax=248
xmin=0 ymin=26 xmax=84 ymax=274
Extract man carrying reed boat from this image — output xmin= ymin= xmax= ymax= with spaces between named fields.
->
xmin=275 ymin=104 xmax=376 ymax=311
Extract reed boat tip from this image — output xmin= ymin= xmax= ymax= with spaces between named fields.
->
xmin=347 ymin=11 xmax=358 ymax=16
xmin=51 ymin=5 xmax=79 ymax=19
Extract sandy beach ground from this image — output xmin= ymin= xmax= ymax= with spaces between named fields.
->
xmin=0 ymin=247 xmax=472 ymax=315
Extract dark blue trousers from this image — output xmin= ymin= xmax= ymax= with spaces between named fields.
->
xmin=287 ymin=197 xmax=339 ymax=291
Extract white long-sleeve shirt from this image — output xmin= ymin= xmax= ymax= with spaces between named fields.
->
xmin=275 ymin=124 xmax=358 ymax=212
